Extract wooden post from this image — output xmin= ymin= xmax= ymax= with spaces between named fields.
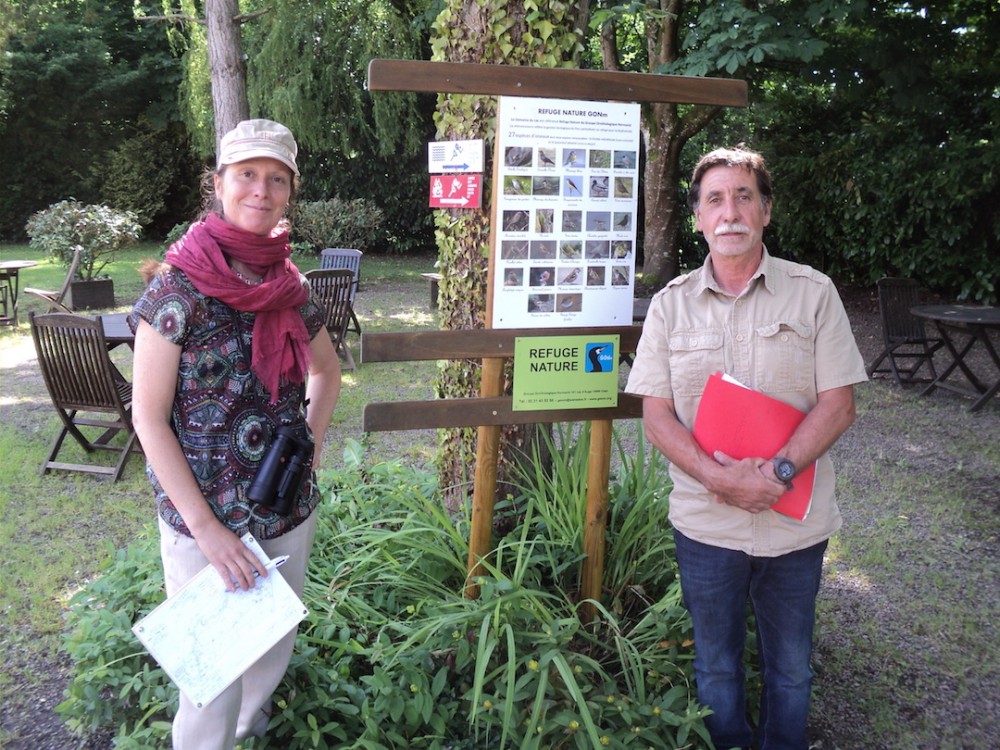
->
xmin=580 ymin=419 xmax=613 ymax=622
xmin=466 ymin=124 xmax=504 ymax=598
xmin=466 ymin=358 xmax=505 ymax=597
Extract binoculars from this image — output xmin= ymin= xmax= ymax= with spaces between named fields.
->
xmin=246 ymin=425 xmax=314 ymax=516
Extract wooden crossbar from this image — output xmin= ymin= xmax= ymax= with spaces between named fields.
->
xmin=361 ymin=326 xmax=641 ymax=362
xmin=360 ymin=328 xmax=641 ymax=432
xmin=368 ymin=59 xmax=748 ymax=108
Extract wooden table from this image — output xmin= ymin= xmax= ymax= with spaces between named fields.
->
xmin=100 ymin=312 xmax=135 ymax=348
xmin=632 ymin=297 xmax=650 ymax=323
xmin=0 ymin=260 xmax=39 ymax=326
xmin=910 ymin=304 xmax=1000 ymax=412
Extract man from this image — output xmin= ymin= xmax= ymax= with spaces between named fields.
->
xmin=625 ymin=145 xmax=867 ymax=750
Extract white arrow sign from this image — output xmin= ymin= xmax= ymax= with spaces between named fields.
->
xmin=428 ymin=139 xmax=485 ymax=173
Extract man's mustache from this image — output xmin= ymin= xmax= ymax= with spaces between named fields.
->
xmin=715 ymin=223 xmax=750 ymax=235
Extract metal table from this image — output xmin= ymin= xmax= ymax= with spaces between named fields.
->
xmin=0 ymin=260 xmax=39 ymax=326
xmin=909 ymin=304 xmax=1000 ymax=412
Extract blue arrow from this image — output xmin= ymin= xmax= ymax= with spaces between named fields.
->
xmin=442 ymin=163 xmax=470 ymax=170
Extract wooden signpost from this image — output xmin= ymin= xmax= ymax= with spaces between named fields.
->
xmin=364 ymin=59 xmax=746 ymax=620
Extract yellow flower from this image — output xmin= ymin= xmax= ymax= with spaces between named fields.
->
xmin=528 ymin=659 xmax=540 ymax=671
xmin=409 ymin=684 xmax=419 ymax=693
xmin=652 ymin=706 xmax=661 ymax=716
xmin=483 ymin=700 xmax=493 ymax=709
xmin=600 ymin=737 xmax=610 ymax=746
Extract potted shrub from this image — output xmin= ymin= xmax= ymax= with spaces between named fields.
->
xmin=25 ymin=200 xmax=141 ymax=310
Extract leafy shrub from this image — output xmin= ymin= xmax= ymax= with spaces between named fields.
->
xmin=25 ymin=200 xmax=141 ymax=281
xmin=59 ymin=429 xmax=715 ymax=748
xmin=165 ymin=222 xmax=190 ymax=247
xmin=58 ymin=530 xmax=174 ymax=742
xmin=292 ymin=198 xmax=385 ymax=255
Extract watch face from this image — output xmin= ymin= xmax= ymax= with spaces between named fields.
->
xmin=775 ymin=460 xmax=795 ymax=481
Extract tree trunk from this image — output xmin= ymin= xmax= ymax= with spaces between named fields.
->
xmin=432 ymin=0 xmax=586 ymax=509
xmin=205 ymin=0 xmax=249 ymax=146
xmin=598 ymin=0 xmax=731 ymax=286
xmin=639 ymin=102 xmax=683 ymax=284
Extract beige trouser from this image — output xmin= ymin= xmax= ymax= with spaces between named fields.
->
xmin=158 ymin=513 xmax=318 ymax=750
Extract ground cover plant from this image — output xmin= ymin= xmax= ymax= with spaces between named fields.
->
xmin=56 ymin=429 xmax=719 ymax=749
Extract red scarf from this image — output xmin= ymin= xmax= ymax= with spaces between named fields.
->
xmin=165 ymin=214 xmax=311 ymax=402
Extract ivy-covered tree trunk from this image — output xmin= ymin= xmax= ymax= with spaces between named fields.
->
xmin=430 ymin=0 xmax=585 ymax=508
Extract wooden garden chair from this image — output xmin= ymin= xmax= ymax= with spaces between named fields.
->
xmin=305 ymin=268 xmax=357 ymax=371
xmin=866 ymin=277 xmax=944 ymax=387
xmin=319 ymin=248 xmax=363 ymax=336
xmin=23 ymin=248 xmax=82 ymax=313
xmin=29 ymin=312 xmax=141 ymax=481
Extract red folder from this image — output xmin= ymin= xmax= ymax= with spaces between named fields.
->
xmin=692 ymin=372 xmax=815 ymax=521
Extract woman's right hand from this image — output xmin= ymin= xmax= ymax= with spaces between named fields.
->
xmin=192 ymin=519 xmax=268 ymax=591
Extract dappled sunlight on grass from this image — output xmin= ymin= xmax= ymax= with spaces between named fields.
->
xmin=0 ymin=335 xmax=36 ymax=369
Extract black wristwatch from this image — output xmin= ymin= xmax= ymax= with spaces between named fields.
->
xmin=772 ymin=457 xmax=797 ymax=489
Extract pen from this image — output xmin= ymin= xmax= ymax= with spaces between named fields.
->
xmin=253 ymin=555 xmax=290 ymax=577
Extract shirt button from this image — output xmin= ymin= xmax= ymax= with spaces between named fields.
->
xmin=781 ymin=333 xmax=789 ymax=342
xmin=736 ymin=334 xmax=744 ymax=342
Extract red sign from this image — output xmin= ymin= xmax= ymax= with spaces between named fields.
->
xmin=429 ymin=174 xmax=482 ymax=208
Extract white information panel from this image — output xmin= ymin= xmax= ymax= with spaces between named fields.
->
xmin=492 ymin=97 xmax=641 ymax=329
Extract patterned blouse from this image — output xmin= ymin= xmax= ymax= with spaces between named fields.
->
xmin=129 ymin=268 xmax=326 ymax=540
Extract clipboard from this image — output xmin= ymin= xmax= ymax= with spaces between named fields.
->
xmin=132 ymin=533 xmax=308 ymax=707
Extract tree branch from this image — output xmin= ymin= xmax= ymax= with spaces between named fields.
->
xmin=139 ymin=13 xmax=203 ymax=25
xmin=234 ymin=7 xmax=272 ymax=24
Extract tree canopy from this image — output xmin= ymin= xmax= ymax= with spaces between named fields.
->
xmin=1 ymin=0 xmax=995 ymax=299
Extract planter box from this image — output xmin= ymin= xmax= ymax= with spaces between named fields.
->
xmin=68 ymin=278 xmax=115 ymax=311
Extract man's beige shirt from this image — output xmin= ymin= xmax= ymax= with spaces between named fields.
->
xmin=625 ymin=250 xmax=868 ymax=556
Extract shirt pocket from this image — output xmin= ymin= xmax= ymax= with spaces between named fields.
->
xmin=669 ymin=329 xmax=726 ymax=396
xmin=754 ymin=320 xmax=814 ymax=393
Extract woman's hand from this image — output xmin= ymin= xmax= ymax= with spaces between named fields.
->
xmin=191 ymin=518 xmax=268 ymax=591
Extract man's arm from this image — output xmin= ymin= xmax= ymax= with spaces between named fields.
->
xmin=642 ymin=396 xmax=786 ymax=513
xmin=642 ymin=383 xmax=857 ymax=514
xmin=769 ymin=384 xmax=857 ymax=478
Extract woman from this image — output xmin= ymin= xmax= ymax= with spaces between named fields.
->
xmin=129 ymin=119 xmax=341 ymax=749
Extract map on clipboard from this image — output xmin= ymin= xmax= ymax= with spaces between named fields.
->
xmin=132 ymin=533 xmax=308 ymax=708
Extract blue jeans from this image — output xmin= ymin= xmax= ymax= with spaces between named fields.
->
xmin=673 ymin=530 xmax=827 ymax=750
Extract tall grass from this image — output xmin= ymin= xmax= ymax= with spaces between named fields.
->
xmin=57 ymin=429 xmax=716 ymax=748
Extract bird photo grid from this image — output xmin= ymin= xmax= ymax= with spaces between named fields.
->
xmin=493 ymin=96 xmax=641 ymax=329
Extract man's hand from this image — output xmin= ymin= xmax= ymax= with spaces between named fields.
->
xmin=709 ymin=451 xmax=787 ymax=513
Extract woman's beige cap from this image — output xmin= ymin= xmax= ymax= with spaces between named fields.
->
xmin=218 ymin=119 xmax=299 ymax=175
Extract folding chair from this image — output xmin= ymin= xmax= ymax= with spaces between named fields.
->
xmin=305 ymin=269 xmax=357 ymax=371
xmin=29 ymin=312 xmax=141 ymax=481
xmin=319 ymin=248 xmax=363 ymax=336
xmin=866 ymin=277 xmax=944 ymax=386
xmin=24 ymin=248 xmax=81 ymax=313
